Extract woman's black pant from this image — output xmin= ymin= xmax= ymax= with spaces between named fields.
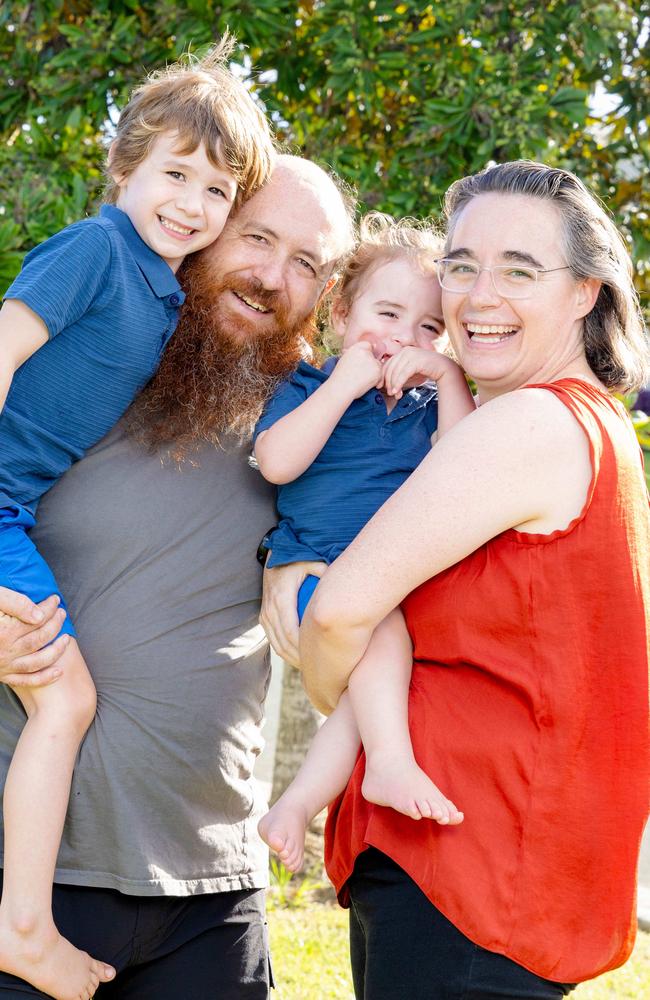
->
xmin=348 ymin=848 xmax=576 ymax=1000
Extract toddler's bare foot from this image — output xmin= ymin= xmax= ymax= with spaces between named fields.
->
xmin=0 ymin=915 xmax=115 ymax=1000
xmin=258 ymin=796 xmax=310 ymax=872
xmin=362 ymin=751 xmax=464 ymax=824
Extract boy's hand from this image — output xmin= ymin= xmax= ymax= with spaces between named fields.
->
xmin=382 ymin=346 xmax=463 ymax=400
xmin=0 ymin=590 xmax=69 ymax=687
xmin=328 ymin=342 xmax=384 ymax=401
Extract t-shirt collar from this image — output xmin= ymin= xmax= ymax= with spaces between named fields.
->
xmin=100 ymin=205 xmax=185 ymax=303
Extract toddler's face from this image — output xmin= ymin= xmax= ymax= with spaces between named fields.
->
xmin=111 ymin=131 xmax=239 ymax=273
xmin=336 ymin=257 xmax=446 ymax=362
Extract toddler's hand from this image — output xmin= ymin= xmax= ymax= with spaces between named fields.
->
xmin=382 ymin=346 xmax=462 ymax=399
xmin=329 ymin=342 xmax=384 ymax=400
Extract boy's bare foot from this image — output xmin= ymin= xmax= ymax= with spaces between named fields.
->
xmin=258 ymin=796 xmax=310 ymax=872
xmin=0 ymin=916 xmax=115 ymax=1000
xmin=362 ymin=751 xmax=464 ymax=824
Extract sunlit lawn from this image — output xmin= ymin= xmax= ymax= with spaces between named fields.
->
xmin=268 ymin=890 xmax=650 ymax=1000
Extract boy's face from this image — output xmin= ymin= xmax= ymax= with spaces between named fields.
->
xmin=112 ymin=132 xmax=238 ymax=273
xmin=335 ymin=257 xmax=446 ymax=361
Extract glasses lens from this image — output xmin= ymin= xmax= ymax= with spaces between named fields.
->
xmin=439 ymin=259 xmax=479 ymax=291
xmin=492 ymin=265 xmax=537 ymax=299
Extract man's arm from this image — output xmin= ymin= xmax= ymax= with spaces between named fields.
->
xmin=260 ymin=559 xmax=327 ymax=666
xmin=0 ymin=589 xmax=69 ymax=687
xmin=255 ymin=342 xmax=383 ymax=484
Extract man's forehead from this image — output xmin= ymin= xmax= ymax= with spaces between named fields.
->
xmin=238 ymin=171 xmax=346 ymax=265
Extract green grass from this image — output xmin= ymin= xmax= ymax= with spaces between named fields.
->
xmin=268 ymin=898 xmax=650 ymax=1000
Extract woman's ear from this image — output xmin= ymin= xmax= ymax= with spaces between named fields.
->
xmin=576 ymin=277 xmax=602 ymax=320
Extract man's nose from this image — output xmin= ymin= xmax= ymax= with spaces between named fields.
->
xmin=251 ymin=255 xmax=286 ymax=291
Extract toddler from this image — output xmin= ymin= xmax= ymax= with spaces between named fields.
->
xmin=255 ymin=213 xmax=475 ymax=871
xmin=0 ymin=38 xmax=273 ymax=1000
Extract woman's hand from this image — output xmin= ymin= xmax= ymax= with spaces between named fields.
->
xmin=260 ymin=560 xmax=326 ymax=666
xmin=0 ymin=589 xmax=69 ymax=687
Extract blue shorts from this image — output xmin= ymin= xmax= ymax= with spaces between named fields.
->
xmin=0 ymin=503 xmax=75 ymax=639
xmin=297 ymin=573 xmax=320 ymax=623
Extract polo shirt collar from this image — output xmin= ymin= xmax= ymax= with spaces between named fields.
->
xmin=99 ymin=205 xmax=184 ymax=302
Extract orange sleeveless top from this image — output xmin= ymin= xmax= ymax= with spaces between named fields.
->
xmin=325 ymin=379 xmax=650 ymax=983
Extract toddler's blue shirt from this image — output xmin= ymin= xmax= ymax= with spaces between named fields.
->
xmin=254 ymin=358 xmax=438 ymax=567
xmin=0 ymin=205 xmax=185 ymax=511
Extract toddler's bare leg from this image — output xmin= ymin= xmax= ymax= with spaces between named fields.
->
xmin=258 ymin=690 xmax=360 ymax=872
xmin=349 ymin=608 xmax=463 ymax=824
xmin=0 ymin=638 xmax=115 ymax=999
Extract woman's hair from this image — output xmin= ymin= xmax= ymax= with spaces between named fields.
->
xmin=105 ymin=34 xmax=274 ymax=207
xmin=443 ymin=160 xmax=649 ymax=392
xmin=331 ymin=212 xmax=444 ymax=335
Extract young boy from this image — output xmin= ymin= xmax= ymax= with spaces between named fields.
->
xmin=0 ymin=38 xmax=273 ymax=1000
xmin=255 ymin=214 xmax=475 ymax=871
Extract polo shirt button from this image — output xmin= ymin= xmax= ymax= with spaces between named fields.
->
xmin=374 ymin=393 xmax=383 ymax=404
xmin=169 ymin=294 xmax=180 ymax=306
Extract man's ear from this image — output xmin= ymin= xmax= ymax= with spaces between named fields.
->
xmin=576 ymin=277 xmax=602 ymax=320
xmin=323 ymin=273 xmax=339 ymax=297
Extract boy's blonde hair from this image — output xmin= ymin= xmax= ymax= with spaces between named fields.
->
xmin=105 ymin=34 xmax=274 ymax=206
xmin=333 ymin=212 xmax=444 ymax=324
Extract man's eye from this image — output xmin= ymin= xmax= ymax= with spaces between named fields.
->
xmin=247 ymin=233 xmax=268 ymax=244
xmin=298 ymin=258 xmax=316 ymax=275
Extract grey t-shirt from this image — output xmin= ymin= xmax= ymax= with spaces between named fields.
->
xmin=0 ymin=421 xmax=277 ymax=896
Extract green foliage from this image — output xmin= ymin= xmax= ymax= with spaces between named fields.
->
xmin=1 ymin=0 xmax=649 ymax=309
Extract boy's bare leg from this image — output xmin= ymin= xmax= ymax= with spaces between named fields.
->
xmin=258 ymin=691 xmax=360 ymax=872
xmin=349 ymin=608 xmax=464 ymax=824
xmin=0 ymin=638 xmax=115 ymax=1000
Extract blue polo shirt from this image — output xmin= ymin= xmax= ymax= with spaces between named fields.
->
xmin=254 ymin=358 xmax=438 ymax=567
xmin=0 ymin=205 xmax=185 ymax=511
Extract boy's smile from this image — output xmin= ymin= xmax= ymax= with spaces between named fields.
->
xmin=113 ymin=131 xmax=238 ymax=273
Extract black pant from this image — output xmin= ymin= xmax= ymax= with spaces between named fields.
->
xmin=348 ymin=849 xmax=576 ymax=1000
xmin=0 ymin=878 xmax=272 ymax=998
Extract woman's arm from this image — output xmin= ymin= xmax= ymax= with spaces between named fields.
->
xmin=300 ymin=386 xmax=592 ymax=713
xmin=254 ymin=342 xmax=383 ymax=484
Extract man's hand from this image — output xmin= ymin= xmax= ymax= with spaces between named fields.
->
xmin=382 ymin=346 xmax=461 ymax=400
xmin=260 ymin=560 xmax=326 ymax=667
xmin=328 ymin=342 xmax=384 ymax=401
xmin=0 ymin=589 xmax=69 ymax=687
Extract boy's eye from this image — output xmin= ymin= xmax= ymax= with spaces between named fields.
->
xmin=423 ymin=322 xmax=444 ymax=334
xmin=209 ymin=186 xmax=227 ymax=198
xmin=167 ymin=170 xmax=184 ymax=181
xmin=379 ymin=310 xmax=398 ymax=319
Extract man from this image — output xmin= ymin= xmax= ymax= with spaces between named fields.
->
xmin=0 ymin=155 xmax=354 ymax=998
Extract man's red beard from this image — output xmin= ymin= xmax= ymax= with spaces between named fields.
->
xmin=127 ymin=252 xmax=318 ymax=459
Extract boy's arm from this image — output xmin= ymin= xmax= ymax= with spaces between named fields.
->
xmin=254 ymin=342 xmax=384 ymax=484
xmin=0 ymin=299 xmax=49 ymax=411
xmin=381 ymin=347 xmax=475 ymax=441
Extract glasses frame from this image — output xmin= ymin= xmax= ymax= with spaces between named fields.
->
xmin=435 ymin=258 xmax=571 ymax=300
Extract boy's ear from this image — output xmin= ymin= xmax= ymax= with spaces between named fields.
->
xmin=330 ymin=297 xmax=348 ymax=338
xmin=107 ymin=141 xmax=126 ymax=187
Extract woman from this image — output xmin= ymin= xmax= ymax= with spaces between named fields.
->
xmin=265 ymin=161 xmax=650 ymax=998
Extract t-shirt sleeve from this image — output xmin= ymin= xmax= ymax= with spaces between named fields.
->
xmin=253 ymin=371 xmax=312 ymax=443
xmin=4 ymin=222 xmax=113 ymax=338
